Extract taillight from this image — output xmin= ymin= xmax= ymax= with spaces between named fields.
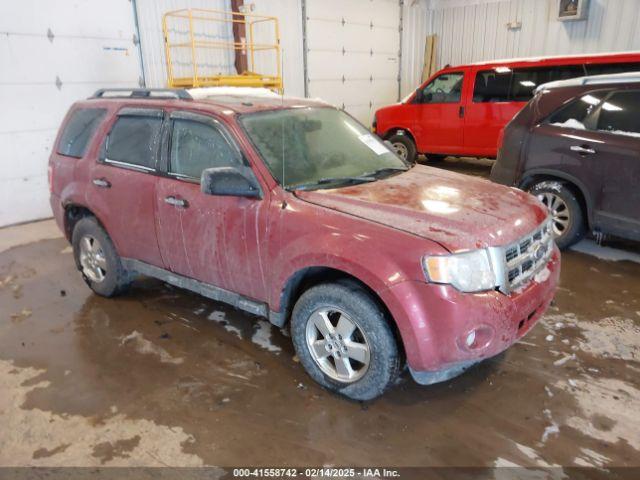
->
xmin=48 ymin=164 xmax=53 ymax=193
xmin=371 ymin=114 xmax=377 ymax=133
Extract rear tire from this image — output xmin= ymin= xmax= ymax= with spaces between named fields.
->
xmin=72 ymin=216 xmax=131 ymax=297
xmin=387 ymin=133 xmax=416 ymax=163
xmin=529 ymin=180 xmax=586 ymax=249
xmin=291 ymin=282 xmax=401 ymax=401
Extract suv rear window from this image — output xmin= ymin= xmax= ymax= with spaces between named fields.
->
xmin=57 ymin=108 xmax=106 ymax=158
xmin=106 ymin=115 xmax=162 ymax=169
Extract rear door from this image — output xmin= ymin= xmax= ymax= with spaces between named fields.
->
xmin=87 ymin=108 xmax=164 ymax=267
xmin=588 ymin=90 xmax=640 ymax=235
xmin=412 ymin=70 xmax=466 ymax=154
xmin=155 ymin=111 xmax=268 ymax=300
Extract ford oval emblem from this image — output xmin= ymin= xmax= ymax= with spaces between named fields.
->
xmin=533 ymin=243 xmax=547 ymax=261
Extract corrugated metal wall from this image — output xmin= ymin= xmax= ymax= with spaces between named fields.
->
xmin=134 ymin=0 xmax=232 ymax=88
xmin=427 ymin=0 xmax=640 ymax=70
xmin=401 ymin=1 xmax=430 ymax=97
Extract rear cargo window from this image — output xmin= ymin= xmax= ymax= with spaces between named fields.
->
xmin=105 ymin=116 xmax=162 ymax=170
xmin=584 ymin=62 xmax=640 ymax=76
xmin=596 ymin=91 xmax=640 ymax=137
xmin=56 ymin=108 xmax=106 ymax=158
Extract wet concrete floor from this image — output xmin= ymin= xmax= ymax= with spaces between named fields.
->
xmin=1 ymin=178 xmax=639 ymax=471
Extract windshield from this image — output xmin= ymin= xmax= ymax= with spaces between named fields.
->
xmin=239 ymin=107 xmax=408 ymax=189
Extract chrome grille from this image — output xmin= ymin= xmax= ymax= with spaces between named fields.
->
xmin=505 ymin=219 xmax=554 ymax=291
xmin=491 ymin=218 xmax=554 ymax=293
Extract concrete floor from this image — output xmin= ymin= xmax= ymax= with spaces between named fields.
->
xmin=1 ymin=162 xmax=640 ymax=471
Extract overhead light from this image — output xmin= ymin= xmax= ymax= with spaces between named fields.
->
xmin=601 ymin=101 xmax=622 ymax=111
xmin=495 ymin=66 xmax=511 ymax=74
xmin=519 ymin=80 xmax=536 ymax=87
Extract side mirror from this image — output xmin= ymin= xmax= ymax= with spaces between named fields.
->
xmin=414 ymin=88 xmax=423 ymax=103
xmin=201 ymin=166 xmax=261 ymax=199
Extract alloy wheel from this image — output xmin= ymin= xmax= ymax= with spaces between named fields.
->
xmin=392 ymin=142 xmax=408 ymax=160
xmin=79 ymin=235 xmax=107 ymax=283
xmin=537 ymin=192 xmax=570 ymax=237
xmin=305 ymin=308 xmax=371 ymax=383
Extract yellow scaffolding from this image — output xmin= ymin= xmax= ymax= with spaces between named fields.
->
xmin=163 ymin=8 xmax=282 ymax=91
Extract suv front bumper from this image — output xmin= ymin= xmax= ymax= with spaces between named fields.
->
xmin=379 ymin=247 xmax=560 ymax=383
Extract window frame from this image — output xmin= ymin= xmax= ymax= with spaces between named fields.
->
xmin=101 ymin=107 xmax=164 ymax=173
xmin=56 ymin=107 xmax=107 ymax=159
xmin=163 ymin=110 xmax=248 ymax=184
xmin=415 ymin=71 xmax=465 ymax=105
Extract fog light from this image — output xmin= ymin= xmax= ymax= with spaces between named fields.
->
xmin=465 ymin=330 xmax=476 ymax=347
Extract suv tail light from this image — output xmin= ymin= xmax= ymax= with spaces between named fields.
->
xmin=48 ymin=164 xmax=53 ymax=193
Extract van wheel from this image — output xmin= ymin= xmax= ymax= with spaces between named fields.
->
xmin=291 ymin=282 xmax=401 ymax=401
xmin=72 ymin=216 xmax=131 ymax=297
xmin=387 ymin=134 xmax=416 ymax=163
xmin=529 ymin=181 xmax=586 ymax=249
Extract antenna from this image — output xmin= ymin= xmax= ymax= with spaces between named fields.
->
xmin=281 ymin=47 xmax=285 ymax=188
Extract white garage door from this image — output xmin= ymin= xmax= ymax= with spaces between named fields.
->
xmin=0 ymin=0 xmax=142 ymax=227
xmin=304 ymin=0 xmax=400 ymax=126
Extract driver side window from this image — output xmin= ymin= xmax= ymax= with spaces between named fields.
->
xmin=419 ymin=72 xmax=464 ymax=104
xmin=170 ymin=119 xmax=239 ymax=179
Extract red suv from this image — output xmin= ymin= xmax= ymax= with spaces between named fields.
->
xmin=49 ymin=88 xmax=560 ymax=400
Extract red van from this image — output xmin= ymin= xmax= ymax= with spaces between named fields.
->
xmin=373 ymin=51 xmax=640 ymax=162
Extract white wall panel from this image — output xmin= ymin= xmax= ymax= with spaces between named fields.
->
xmin=0 ymin=0 xmax=141 ymax=227
xmin=426 ymin=0 xmax=640 ymax=71
xmin=305 ymin=0 xmax=401 ymax=125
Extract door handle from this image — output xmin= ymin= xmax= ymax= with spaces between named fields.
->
xmin=164 ymin=196 xmax=188 ymax=208
xmin=92 ymin=178 xmax=111 ymax=188
xmin=459 ymin=106 xmax=465 ymax=118
xmin=570 ymin=145 xmax=596 ymax=155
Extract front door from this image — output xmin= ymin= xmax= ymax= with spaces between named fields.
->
xmin=155 ymin=111 xmax=269 ymax=301
xmin=412 ymin=71 xmax=466 ymax=155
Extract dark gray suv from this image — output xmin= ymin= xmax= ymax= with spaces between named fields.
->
xmin=491 ymin=72 xmax=640 ymax=249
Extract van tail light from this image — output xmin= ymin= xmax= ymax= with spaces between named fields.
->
xmin=48 ymin=164 xmax=53 ymax=193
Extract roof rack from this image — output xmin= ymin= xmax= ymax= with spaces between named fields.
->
xmin=91 ymin=88 xmax=193 ymax=100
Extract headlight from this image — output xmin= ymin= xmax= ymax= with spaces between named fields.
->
xmin=422 ymin=249 xmax=497 ymax=292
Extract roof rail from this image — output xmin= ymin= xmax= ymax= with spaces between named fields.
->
xmin=91 ymin=88 xmax=193 ymax=100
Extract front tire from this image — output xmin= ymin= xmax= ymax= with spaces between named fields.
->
xmin=291 ymin=282 xmax=401 ymax=401
xmin=72 ymin=216 xmax=131 ymax=297
xmin=529 ymin=181 xmax=586 ymax=249
xmin=387 ymin=133 xmax=416 ymax=163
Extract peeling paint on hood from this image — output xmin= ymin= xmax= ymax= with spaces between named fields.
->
xmin=295 ymin=165 xmax=548 ymax=251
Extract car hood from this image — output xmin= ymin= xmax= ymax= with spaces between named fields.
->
xmin=294 ymin=165 xmax=548 ymax=252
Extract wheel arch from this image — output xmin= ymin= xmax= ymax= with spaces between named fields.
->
xmin=62 ymin=203 xmax=106 ymax=241
xmin=382 ymin=127 xmax=417 ymax=146
xmin=271 ymin=266 xmax=406 ymax=360
xmin=520 ymin=170 xmax=593 ymax=229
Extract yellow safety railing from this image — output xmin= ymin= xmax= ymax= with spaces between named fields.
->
xmin=163 ymin=8 xmax=282 ymax=91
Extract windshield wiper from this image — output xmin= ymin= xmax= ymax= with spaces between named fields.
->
xmin=289 ymin=175 xmax=376 ymax=191
xmin=361 ymin=166 xmax=409 ymax=179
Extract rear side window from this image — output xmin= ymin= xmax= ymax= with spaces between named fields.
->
xmin=105 ymin=115 xmax=163 ymax=169
xmin=596 ymin=91 xmax=640 ymax=137
xmin=57 ymin=108 xmax=106 ymax=158
xmin=548 ymin=91 xmax=609 ymax=129
xmin=474 ymin=65 xmax=585 ymax=103
xmin=170 ymin=119 xmax=239 ymax=179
